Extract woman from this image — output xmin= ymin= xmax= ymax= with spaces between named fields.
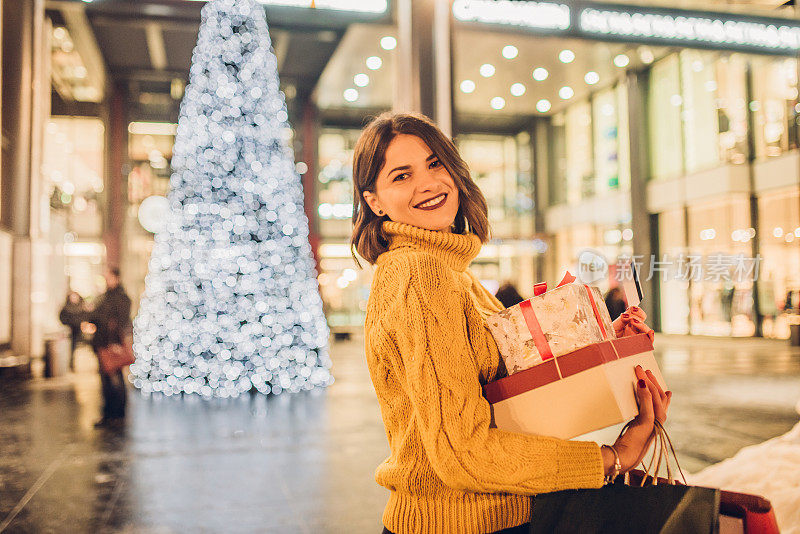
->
xmin=351 ymin=112 xmax=670 ymax=534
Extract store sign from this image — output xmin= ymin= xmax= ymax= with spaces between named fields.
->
xmin=579 ymin=7 xmax=800 ymax=53
xmin=453 ymin=0 xmax=800 ymax=55
xmin=453 ymin=0 xmax=570 ymax=31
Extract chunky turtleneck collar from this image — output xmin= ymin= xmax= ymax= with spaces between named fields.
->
xmin=378 ymin=221 xmax=482 ymax=272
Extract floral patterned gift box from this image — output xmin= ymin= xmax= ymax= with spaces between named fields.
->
xmin=486 ymin=272 xmax=615 ymax=375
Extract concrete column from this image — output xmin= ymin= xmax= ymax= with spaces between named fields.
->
xmin=300 ymin=98 xmax=321 ymax=269
xmin=2 ymin=0 xmax=47 ymax=362
xmin=105 ymin=82 xmax=127 ymax=270
xmin=394 ymin=0 xmax=454 ymax=135
xmin=626 ymin=71 xmax=658 ymax=330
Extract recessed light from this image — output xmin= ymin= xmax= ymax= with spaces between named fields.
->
xmin=614 ymin=54 xmax=630 ymax=68
xmin=460 ymin=80 xmax=476 ymax=94
xmin=380 ymin=36 xmax=397 ymax=50
xmin=670 ymin=94 xmax=683 ymax=107
xmin=491 ymin=96 xmax=506 ymax=110
xmin=584 ymin=71 xmax=600 ymax=85
xmin=559 ymin=49 xmax=575 ymax=63
xmin=536 ymin=99 xmax=551 ymax=113
xmin=502 ymin=45 xmax=518 ymax=59
xmin=510 ymin=83 xmax=526 ymax=96
xmin=639 ymin=47 xmax=654 ymax=64
xmin=480 ymin=63 xmax=496 ymax=77
xmin=559 ymin=86 xmax=574 ymax=99
xmin=532 ymin=67 xmax=549 ymax=81
xmin=354 ymin=73 xmax=369 ymax=87
xmin=343 ymin=88 xmax=359 ymax=102
xmin=366 ymin=56 xmax=382 ymax=70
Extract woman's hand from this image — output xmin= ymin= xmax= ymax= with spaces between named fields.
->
xmin=612 ymin=306 xmax=654 ymax=342
xmin=601 ymin=365 xmax=672 ymax=476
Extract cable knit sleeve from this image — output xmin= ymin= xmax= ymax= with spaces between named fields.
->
xmin=383 ymin=252 xmax=604 ymax=495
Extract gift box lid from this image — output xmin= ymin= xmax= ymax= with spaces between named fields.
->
xmin=483 ymin=333 xmax=654 ymax=404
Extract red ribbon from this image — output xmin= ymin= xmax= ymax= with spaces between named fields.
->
xmin=519 ymin=299 xmax=554 ymax=361
xmin=520 ymin=272 xmax=608 ymax=361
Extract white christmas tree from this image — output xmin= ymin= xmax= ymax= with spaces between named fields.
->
xmin=131 ymin=0 xmax=333 ymax=398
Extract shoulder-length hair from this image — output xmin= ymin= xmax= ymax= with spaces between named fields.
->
xmin=350 ymin=112 xmax=490 ymax=266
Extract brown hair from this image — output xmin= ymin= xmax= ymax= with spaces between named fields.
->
xmin=350 ymin=112 xmax=490 ymax=266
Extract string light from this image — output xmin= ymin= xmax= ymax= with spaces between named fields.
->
xmin=131 ymin=0 xmax=333 ymax=398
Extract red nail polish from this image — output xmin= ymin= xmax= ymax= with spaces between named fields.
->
xmin=638 ymin=379 xmax=646 ymax=388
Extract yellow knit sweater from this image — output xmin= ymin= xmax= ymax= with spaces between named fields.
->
xmin=364 ymin=221 xmax=604 ymax=534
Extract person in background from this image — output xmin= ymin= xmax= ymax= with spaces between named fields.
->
xmin=604 ymin=286 xmax=628 ymax=322
xmin=495 ymin=282 xmax=524 ymax=309
xmin=59 ymin=290 xmax=86 ymax=371
xmin=84 ymin=267 xmax=132 ymax=428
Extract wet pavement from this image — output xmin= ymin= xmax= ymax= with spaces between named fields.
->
xmin=1 ymin=333 xmax=799 ymax=533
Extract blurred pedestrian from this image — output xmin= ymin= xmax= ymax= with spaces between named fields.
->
xmin=604 ymin=286 xmax=627 ymax=322
xmin=495 ymin=282 xmax=524 ymax=309
xmin=59 ymin=290 xmax=86 ymax=371
xmin=84 ymin=267 xmax=132 ymax=428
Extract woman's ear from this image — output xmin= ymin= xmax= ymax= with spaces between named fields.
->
xmin=362 ymin=191 xmax=385 ymax=217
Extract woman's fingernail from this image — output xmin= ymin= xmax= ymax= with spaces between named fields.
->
xmin=638 ymin=379 xmax=646 ymax=388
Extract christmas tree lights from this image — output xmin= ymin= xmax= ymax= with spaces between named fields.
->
xmin=131 ymin=0 xmax=333 ymax=398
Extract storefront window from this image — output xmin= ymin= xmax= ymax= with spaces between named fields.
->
xmin=648 ymin=55 xmax=684 ymax=181
xmin=457 ymin=134 xmax=523 ymax=236
xmin=125 ymin=122 xmax=176 ymax=312
xmin=751 ymin=56 xmax=799 ymax=159
xmin=42 ymin=117 xmax=106 ymax=311
xmin=757 ymin=188 xmax=800 ymax=339
xmin=592 ymin=86 xmax=626 ymax=195
xmin=565 ymin=102 xmax=593 ymax=203
xmin=680 ymin=50 xmax=720 ymax=173
xmin=686 ymin=195 xmax=754 ymax=337
xmin=317 ymin=128 xmax=359 ymax=240
xmin=549 ymin=114 xmax=567 ymax=206
xmin=658 ymin=208 xmax=690 ymax=334
xmin=715 ymin=54 xmax=749 ymax=165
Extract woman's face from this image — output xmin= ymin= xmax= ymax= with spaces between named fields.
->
xmin=362 ymin=134 xmax=459 ymax=232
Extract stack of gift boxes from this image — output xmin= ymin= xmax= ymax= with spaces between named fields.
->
xmin=483 ymin=273 xmax=666 ymax=440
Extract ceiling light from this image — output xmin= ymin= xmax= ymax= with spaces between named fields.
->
xmin=502 ymin=45 xmax=518 ymax=59
xmin=510 ymin=83 xmax=526 ymax=96
xmin=705 ymin=80 xmax=717 ymax=92
xmin=343 ymin=88 xmax=359 ymax=102
xmin=559 ymin=86 xmax=574 ymax=99
xmin=559 ymin=49 xmax=575 ymax=63
xmin=614 ymin=54 xmax=630 ymax=67
xmin=353 ymin=73 xmax=369 ymax=87
xmin=536 ymin=99 xmax=551 ymax=113
xmin=670 ymin=94 xmax=683 ymax=106
xmin=584 ymin=71 xmax=599 ymax=85
xmin=639 ymin=47 xmax=655 ymax=64
xmin=532 ymin=67 xmax=549 ymax=81
xmin=460 ymin=80 xmax=476 ymax=94
xmin=366 ymin=56 xmax=382 ymax=70
xmin=480 ymin=63 xmax=496 ymax=77
xmin=380 ymin=36 xmax=397 ymax=50
xmin=490 ymin=96 xmax=506 ymax=110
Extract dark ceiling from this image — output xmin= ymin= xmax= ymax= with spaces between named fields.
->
xmin=48 ymin=0 xmax=392 ymax=121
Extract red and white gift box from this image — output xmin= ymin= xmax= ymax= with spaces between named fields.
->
xmin=483 ymin=333 xmax=667 ymax=440
xmin=486 ymin=272 xmax=615 ymax=375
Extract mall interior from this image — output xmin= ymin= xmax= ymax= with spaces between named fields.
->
xmin=1 ymin=0 xmax=800 ymax=532
xmin=2 ymin=0 xmax=800 ymax=370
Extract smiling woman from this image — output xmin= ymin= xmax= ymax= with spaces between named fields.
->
xmin=350 ymin=112 xmax=489 ymax=265
xmin=350 ymin=112 xmax=666 ymax=534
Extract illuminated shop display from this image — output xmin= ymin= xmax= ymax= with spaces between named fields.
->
xmin=131 ymin=0 xmax=333 ymax=397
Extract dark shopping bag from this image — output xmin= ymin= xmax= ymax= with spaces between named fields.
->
xmin=530 ymin=421 xmax=780 ymax=534
xmin=530 ymin=481 xmax=720 ymax=534
xmin=97 ymin=340 xmax=135 ymax=375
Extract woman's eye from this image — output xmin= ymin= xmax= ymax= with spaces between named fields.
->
xmin=429 ymin=159 xmax=441 ymax=169
xmin=393 ymin=173 xmax=409 ymax=182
